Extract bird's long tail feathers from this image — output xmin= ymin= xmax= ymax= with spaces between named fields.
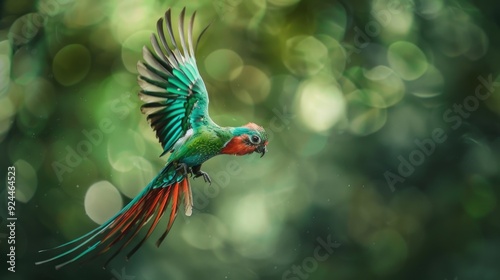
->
xmin=36 ymin=166 xmax=193 ymax=269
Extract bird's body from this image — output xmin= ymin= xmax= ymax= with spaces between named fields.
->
xmin=170 ymin=127 xmax=230 ymax=165
xmin=37 ymin=8 xmax=268 ymax=269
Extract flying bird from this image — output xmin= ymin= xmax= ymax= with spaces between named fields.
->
xmin=37 ymin=8 xmax=268 ymax=269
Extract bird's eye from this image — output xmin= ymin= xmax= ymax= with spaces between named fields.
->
xmin=250 ymin=135 xmax=261 ymax=144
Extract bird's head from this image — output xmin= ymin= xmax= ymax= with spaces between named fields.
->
xmin=221 ymin=123 xmax=268 ymax=157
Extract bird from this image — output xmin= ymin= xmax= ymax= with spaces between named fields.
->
xmin=36 ymin=7 xmax=268 ymax=269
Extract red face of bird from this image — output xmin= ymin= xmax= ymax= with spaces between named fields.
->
xmin=221 ymin=123 xmax=269 ymax=157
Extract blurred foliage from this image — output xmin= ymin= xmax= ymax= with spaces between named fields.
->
xmin=1 ymin=0 xmax=500 ymax=279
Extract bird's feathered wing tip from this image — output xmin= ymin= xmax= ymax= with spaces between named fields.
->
xmin=137 ymin=7 xmax=213 ymax=156
xmin=36 ymin=175 xmax=192 ymax=269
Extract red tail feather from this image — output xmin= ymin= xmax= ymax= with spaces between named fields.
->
xmin=96 ymin=177 xmax=191 ymax=266
xmin=101 ymin=177 xmax=191 ymax=264
xmin=156 ymin=180 xmax=181 ymax=247
xmin=103 ymin=187 xmax=167 ymax=266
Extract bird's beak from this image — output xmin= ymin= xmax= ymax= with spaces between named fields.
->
xmin=256 ymin=145 xmax=267 ymax=158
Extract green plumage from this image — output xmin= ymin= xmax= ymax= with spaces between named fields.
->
xmin=169 ymin=126 xmax=232 ymax=165
xmin=138 ymin=10 xmax=214 ymax=157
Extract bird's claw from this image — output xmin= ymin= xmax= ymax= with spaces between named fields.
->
xmin=176 ymin=163 xmax=190 ymax=176
xmin=177 ymin=163 xmax=211 ymax=184
xmin=193 ymin=171 xmax=212 ymax=185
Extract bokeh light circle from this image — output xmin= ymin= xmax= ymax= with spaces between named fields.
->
xmin=52 ymin=44 xmax=91 ymax=86
xmin=231 ymin=65 xmax=270 ymax=105
xmin=283 ymin=36 xmax=328 ymax=76
xmin=388 ymin=41 xmax=428 ymax=81
xmin=296 ymin=78 xmax=345 ymax=132
xmin=84 ymin=180 xmax=123 ymax=225
xmin=205 ymin=49 xmax=243 ymax=81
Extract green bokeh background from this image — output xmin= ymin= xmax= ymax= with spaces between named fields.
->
xmin=1 ymin=0 xmax=500 ymax=279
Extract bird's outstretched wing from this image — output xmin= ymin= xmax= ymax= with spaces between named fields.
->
xmin=138 ymin=8 xmax=213 ymax=156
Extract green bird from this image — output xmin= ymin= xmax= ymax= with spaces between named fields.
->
xmin=37 ymin=8 xmax=268 ymax=269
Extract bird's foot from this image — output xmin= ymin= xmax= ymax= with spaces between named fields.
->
xmin=175 ymin=162 xmax=190 ymax=176
xmin=193 ymin=170 xmax=212 ymax=185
